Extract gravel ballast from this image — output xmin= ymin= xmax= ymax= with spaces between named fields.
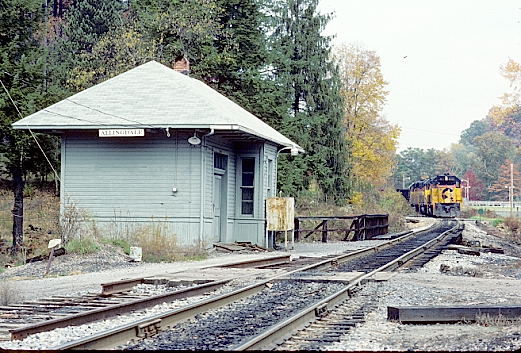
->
xmin=322 ymin=220 xmax=521 ymax=351
xmin=1 ymin=219 xmax=520 ymax=351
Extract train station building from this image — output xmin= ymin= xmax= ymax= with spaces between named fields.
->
xmin=13 ymin=61 xmax=303 ymax=247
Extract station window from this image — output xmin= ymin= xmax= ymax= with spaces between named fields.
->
xmin=214 ymin=153 xmax=227 ymax=170
xmin=267 ymin=159 xmax=274 ymax=197
xmin=241 ymin=158 xmax=255 ymax=215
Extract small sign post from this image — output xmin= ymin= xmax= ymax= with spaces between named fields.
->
xmin=266 ymin=197 xmax=295 ymax=251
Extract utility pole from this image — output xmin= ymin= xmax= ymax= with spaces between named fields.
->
xmin=402 ymin=173 xmax=409 ymax=189
xmin=510 ymin=163 xmax=514 ymax=216
xmin=461 ymin=179 xmax=470 ymax=201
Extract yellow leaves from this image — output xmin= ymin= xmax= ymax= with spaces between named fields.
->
xmin=489 ymin=59 xmax=521 ymax=125
xmin=501 ymin=58 xmax=521 ymax=84
xmin=348 ymin=191 xmax=363 ymax=205
xmin=334 ymin=43 xmax=399 ymax=188
xmin=487 ymin=104 xmax=517 ymax=126
xmin=66 ymin=66 xmax=95 ymax=92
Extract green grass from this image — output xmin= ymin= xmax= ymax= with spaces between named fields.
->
xmin=101 ymin=237 xmax=131 ymax=255
xmin=470 ymin=215 xmax=502 ymax=223
xmin=182 ymin=253 xmax=208 ymax=262
xmin=64 ymin=237 xmax=99 ymax=255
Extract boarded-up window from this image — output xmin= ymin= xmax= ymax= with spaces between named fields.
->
xmin=241 ymin=158 xmax=255 ymax=215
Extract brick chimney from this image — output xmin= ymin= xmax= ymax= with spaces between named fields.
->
xmin=172 ymin=56 xmax=190 ymax=75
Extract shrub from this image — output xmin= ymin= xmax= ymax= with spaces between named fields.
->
xmin=351 ymin=187 xmax=412 ymax=233
xmin=492 ymin=219 xmax=503 ymax=227
xmin=60 ymin=200 xmax=89 ymax=244
xmin=23 ymin=184 xmax=35 ymax=198
xmin=127 ymin=223 xmax=207 ymax=262
xmin=65 ymin=237 xmax=99 ymax=254
xmin=460 ymin=208 xmax=477 ymax=218
xmin=503 ymin=217 xmax=521 ymax=233
xmin=130 ymin=224 xmax=179 ymax=262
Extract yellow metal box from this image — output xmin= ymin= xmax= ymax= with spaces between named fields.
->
xmin=266 ymin=197 xmax=295 ymax=231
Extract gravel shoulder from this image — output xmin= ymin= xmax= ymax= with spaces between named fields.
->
xmin=0 ymin=218 xmax=436 ymax=302
xmin=326 ymin=220 xmax=521 ymax=351
xmin=2 ymin=218 xmax=519 ymax=351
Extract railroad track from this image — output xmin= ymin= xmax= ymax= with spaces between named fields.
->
xmin=3 ymin=220 xmax=462 ymax=350
xmin=0 ymin=255 xmax=291 ymax=342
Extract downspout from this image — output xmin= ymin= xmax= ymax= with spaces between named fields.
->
xmin=199 ymin=128 xmax=215 ymax=246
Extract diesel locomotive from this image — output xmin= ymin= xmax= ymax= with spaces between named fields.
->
xmin=408 ymin=174 xmax=462 ymax=217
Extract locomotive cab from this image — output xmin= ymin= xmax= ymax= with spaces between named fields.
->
xmin=408 ymin=174 xmax=462 ymax=218
xmin=430 ymin=174 xmax=462 ymax=217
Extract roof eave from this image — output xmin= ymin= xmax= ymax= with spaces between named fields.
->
xmin=12 ymin=123 xmax=304 ymax=152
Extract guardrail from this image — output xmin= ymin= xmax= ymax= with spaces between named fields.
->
xmin=294 ymin=214 xmax=388 ymax=242
xmin=465 ymin=200 xmax=520 ymax=207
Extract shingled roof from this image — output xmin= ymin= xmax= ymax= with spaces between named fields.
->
xmin=13 ymin=61 xmax=302 ymax=150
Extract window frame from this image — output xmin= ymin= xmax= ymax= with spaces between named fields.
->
xmin=267 ymin=158 xmax=274 ymax=198
xmin=238 ymin=156 xmax=256 ymax=217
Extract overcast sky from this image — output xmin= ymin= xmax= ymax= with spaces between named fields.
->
xmin=318 ymin=0 xmax=521 ymax=151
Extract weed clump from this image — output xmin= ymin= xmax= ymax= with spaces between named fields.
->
xmin=64 ymin=237 xmax=99 ymax=255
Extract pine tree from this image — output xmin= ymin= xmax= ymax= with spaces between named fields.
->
xmin=0 ymin=0 xmax=50 ymax=253
xmin=131 ymin=0 xmax=221 ymax=65
xmin=202 ymin=0 xmax=282 ymax=124
xmin=269 ymin=0 xmax=349 ymax=204
xmin=52 ymin=0 xmax=124 ymax=91
xmin=63 ymin=0 xmax=123 ymax=54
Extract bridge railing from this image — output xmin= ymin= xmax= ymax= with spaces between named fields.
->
xmin=294 ymin=214 xmax=388 ymax=242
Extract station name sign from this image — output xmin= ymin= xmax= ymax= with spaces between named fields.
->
xmin=99 ymin=129 xmax=145 ymax=137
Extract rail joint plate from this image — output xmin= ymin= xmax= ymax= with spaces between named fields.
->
xmin=136 ymin=319 xmax=162 ymax=338
xmin=315 ymin=303 xmax=329 ymax=317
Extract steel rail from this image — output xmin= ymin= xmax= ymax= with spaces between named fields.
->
xmin=46 ymin=222 xmax=440 ymax=350
xmin=213 ymin=254 xmax=291 ymax=268
xmin=10 ymin=279 xmax=231 ymax=340
xmin=232 ymin=220 xmax=460 ymax=351
xmin=8 ymin=253 xmax=292 ymax=340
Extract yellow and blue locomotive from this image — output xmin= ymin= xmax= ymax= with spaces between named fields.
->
xmin=408 ymin=174 xmax=462 ymax=218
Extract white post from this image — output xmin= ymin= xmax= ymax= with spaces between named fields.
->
xmin=510 ymin=163 xmax=514 ymax=216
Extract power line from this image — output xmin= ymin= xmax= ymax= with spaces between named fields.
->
xmin=0 ymin=78 xmax=60 ymax=182
xmin=2 ymin=68 xmax=156 ymax=129
xmin=64 ymin=98 xmax=156 ymax=129
xmin=399 ymin=125 xmax=461 ymax=137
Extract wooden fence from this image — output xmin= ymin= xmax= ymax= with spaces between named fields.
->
xmin=294 ymin=214 xmax=388 ymax=242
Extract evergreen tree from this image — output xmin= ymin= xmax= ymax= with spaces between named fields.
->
xmin=0 ymin=0 xmax=50 ymax=252
xmin=53 ymin=0 xmax=124 ymax=91
xmin=131 ymin=0 xmax=221 ymax=66
xmin=202 ymin=0 xmax=283 ymax=124
xmin=63 ymin=0 xmax=123 ymax=54
xmin=269 ymin=0 xmax=349 ymax=204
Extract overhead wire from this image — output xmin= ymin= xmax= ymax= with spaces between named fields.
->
xmin=0 ymin=78 xmax=61 ymax=182
xmin=2 ymin=68 xmax=156 ymax=129
xmin=64 ymin=98 xmax=156 ymax=129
